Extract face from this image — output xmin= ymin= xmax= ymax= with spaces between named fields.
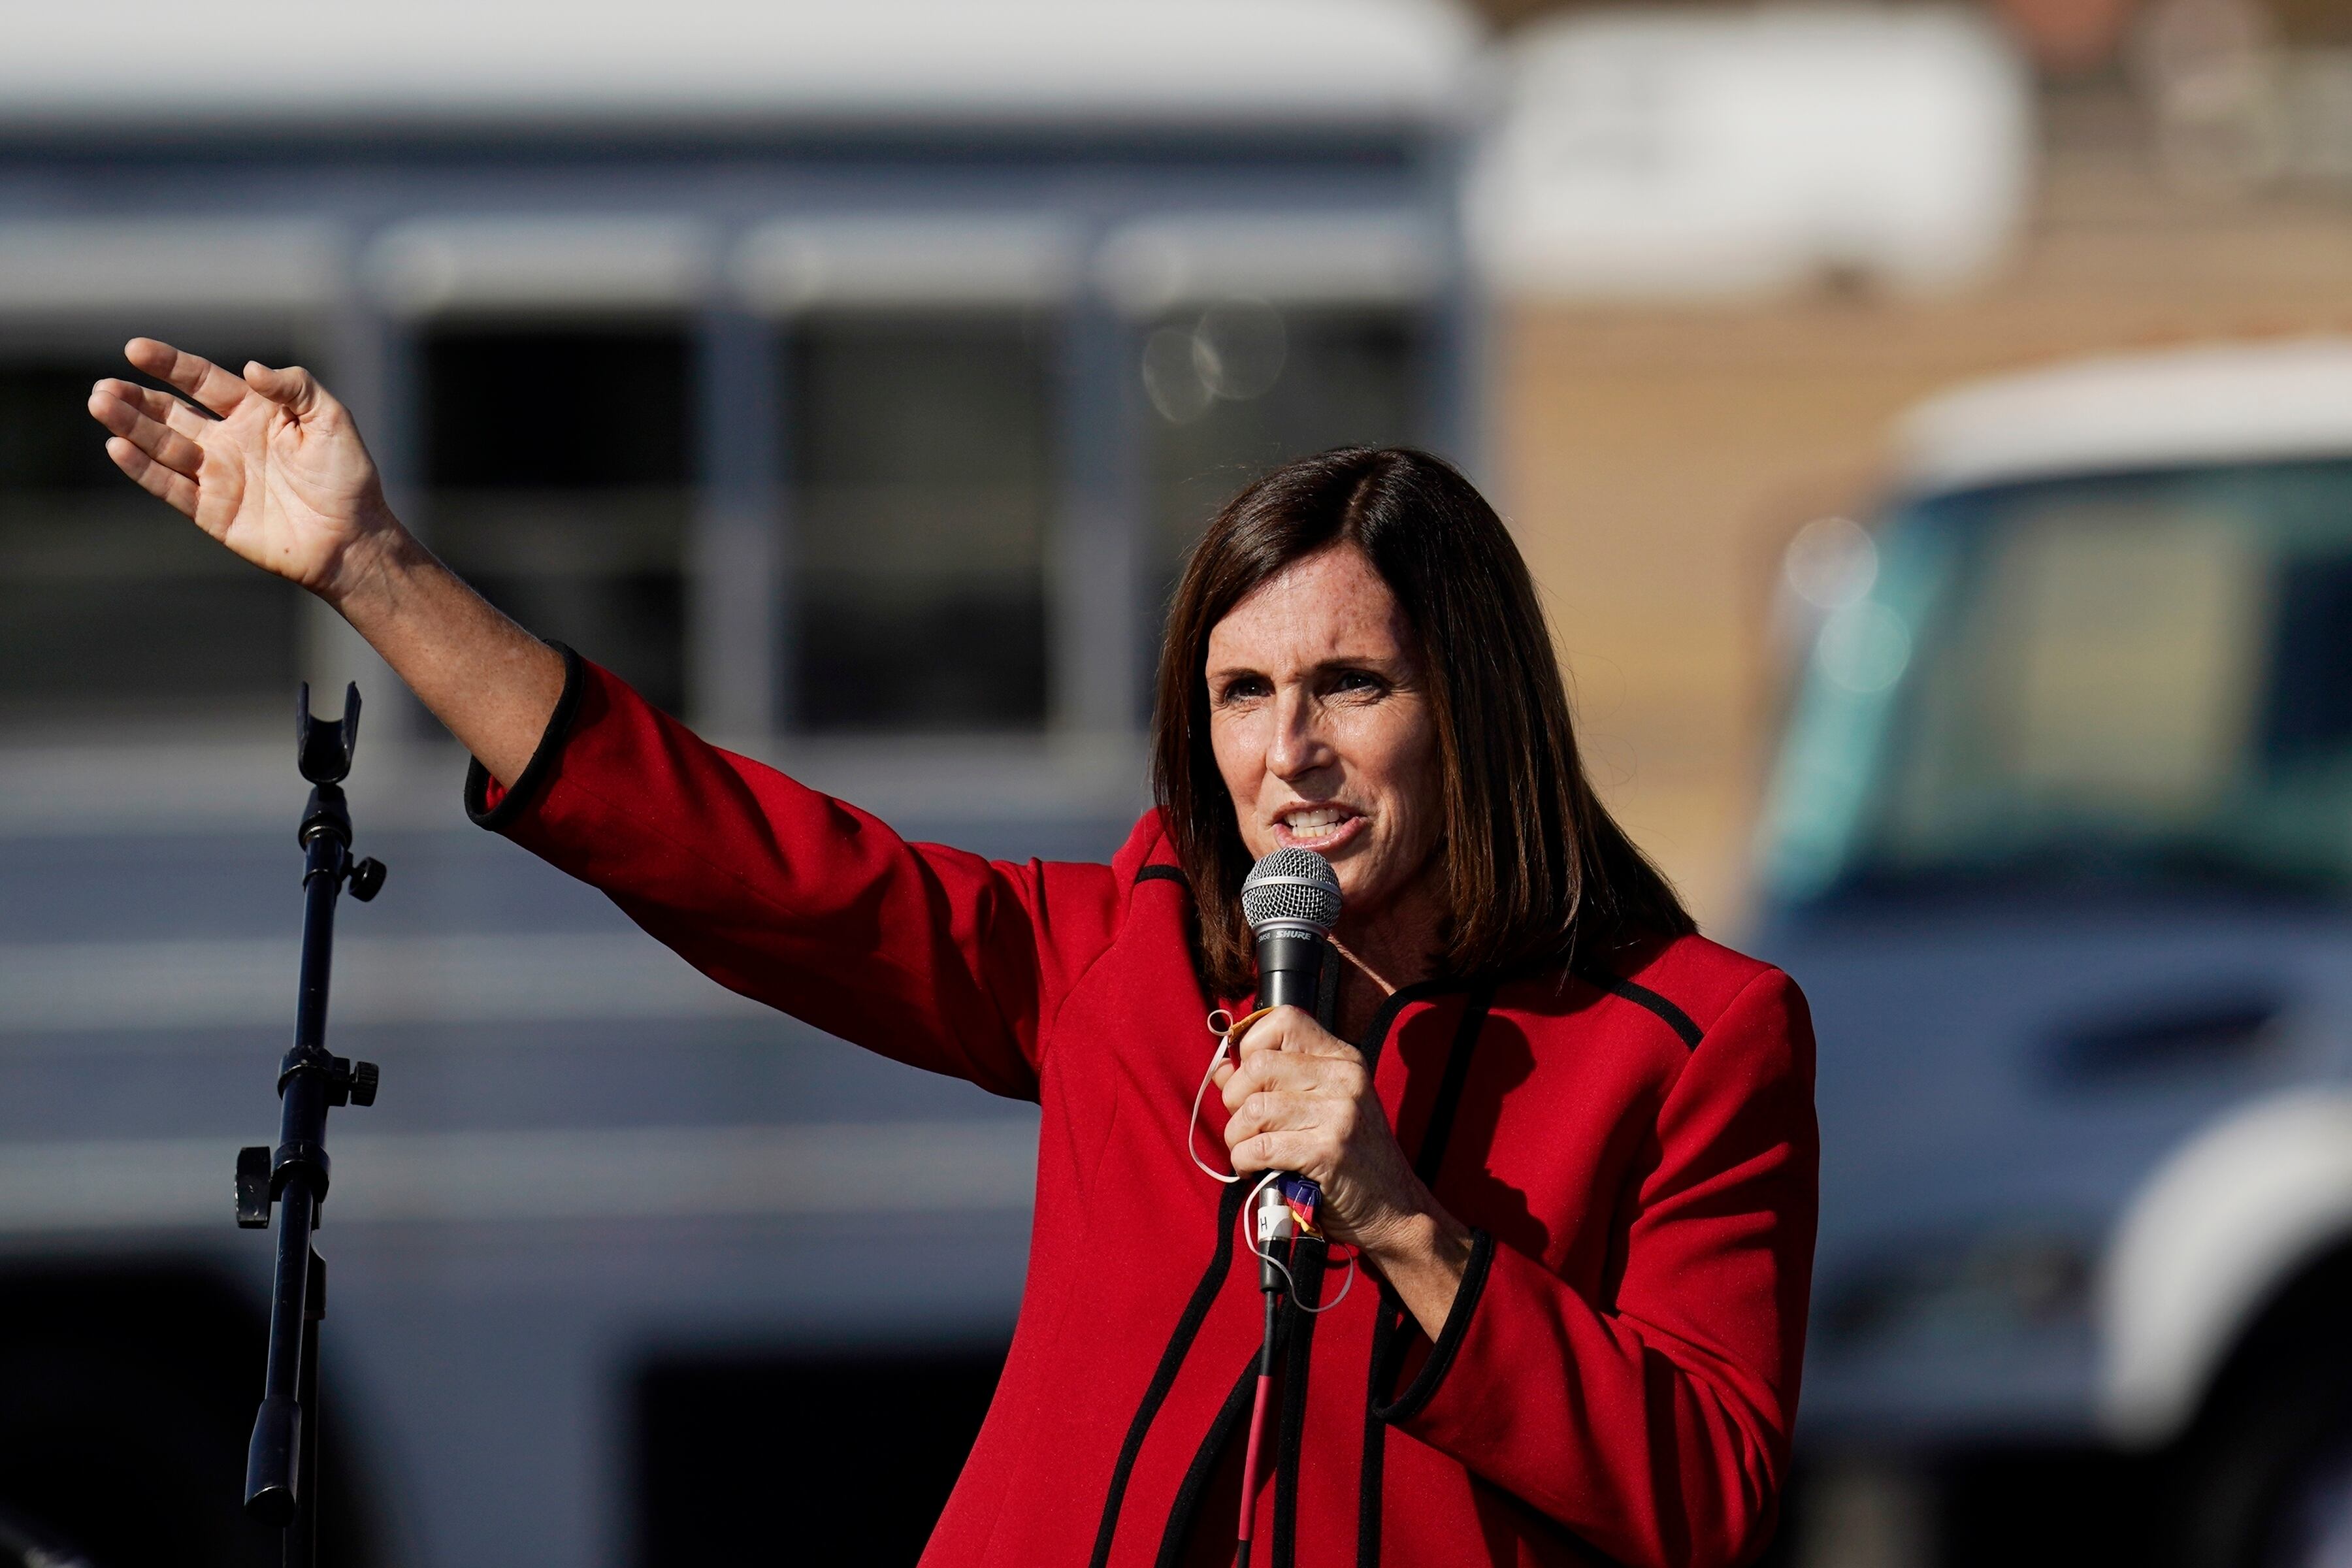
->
xmin=1205 ymin=545 xmax=1445 ymax=927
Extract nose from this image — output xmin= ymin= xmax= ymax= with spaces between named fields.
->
xmin=1266 ymin=683 xmax=1335 ymax=783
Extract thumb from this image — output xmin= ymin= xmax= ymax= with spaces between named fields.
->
xmin=242 ymin=361 xmax=327 ymax=415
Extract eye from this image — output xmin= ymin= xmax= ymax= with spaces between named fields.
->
xmin=1330 ymin=668 xmax=1388 ymax=697
xmin=1215 ymin=674 xmax=1271 ymax=705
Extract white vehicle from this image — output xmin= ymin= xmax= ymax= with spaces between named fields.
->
xmin=1758 ymin=338 xmax=2352 ymax=1567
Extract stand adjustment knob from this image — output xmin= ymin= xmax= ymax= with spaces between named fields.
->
xmin=348 ymin=857 xmax=387 ymax=902
xmin=321 ymin=1056 xmax=380 ymax=1109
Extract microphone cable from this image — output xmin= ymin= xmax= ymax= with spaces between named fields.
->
xmin=1228 ymin=847 xmax=1350 ymax=1567
xmin=1235 ymin=1180 xmax=1289 ymax=1568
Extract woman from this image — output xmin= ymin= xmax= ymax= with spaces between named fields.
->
xmin=88 ymin=340 xmax=1815 ymax=1568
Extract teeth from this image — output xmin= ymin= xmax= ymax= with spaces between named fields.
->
xmin=1283 ymin=808 xmax=1348 ymax=832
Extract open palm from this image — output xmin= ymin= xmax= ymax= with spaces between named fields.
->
xmin=87 ymin=338 xmax=393 ymax=598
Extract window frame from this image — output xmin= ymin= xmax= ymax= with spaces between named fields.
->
xmin=0 ymin=192 xmax=1473 ymax=819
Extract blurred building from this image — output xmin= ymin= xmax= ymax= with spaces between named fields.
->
xmin=1472 ymin=0 xmax=2352 ymax=930
xmin=0 ymin=0 xmax=1478 ymax=802
xmin=0 ymin=5 xmax=1484 ymax=1565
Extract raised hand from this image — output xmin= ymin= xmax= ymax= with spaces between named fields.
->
xmin=84 ymin=335 xmax=564 ymax=784
xmin=87 ymin=338 xmax=398 ymax=602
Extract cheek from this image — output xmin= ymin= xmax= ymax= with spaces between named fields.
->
xmin=1209 ymin=715 xmax=1272 ymax=843
xmin=1362 ymin=710 xmax=1444 ymax=849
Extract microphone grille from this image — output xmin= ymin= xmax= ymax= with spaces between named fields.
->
xmin=1241 ymin=847 xmax=1342 ymax=934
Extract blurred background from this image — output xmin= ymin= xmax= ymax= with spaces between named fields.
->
xmin=1 ymin=0 xmax=2349 ymax=1563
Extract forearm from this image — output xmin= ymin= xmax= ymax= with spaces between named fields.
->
xmin=327 ymin=521 xmax=565 ymax=787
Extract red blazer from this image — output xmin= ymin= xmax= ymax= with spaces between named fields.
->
xmin=470 ymin=653 xmax=1818 ymax=1568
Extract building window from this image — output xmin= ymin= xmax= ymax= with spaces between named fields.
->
xmin=421 ymin=324 xmax=693 ymax=716
xmin=1141 ymin=305 xmax=1419 ymax=668
xmin=787 ymin=314 xmax=1053 ymax=733
xmin=0 ymin=341 xmax=304 ymax=726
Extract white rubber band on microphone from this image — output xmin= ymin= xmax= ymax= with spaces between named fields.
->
xmin=1188 ymin=1030 xmax=1241 ymax=1184
xmin=1188 ymin=1006 xmax=1275 ymax=1184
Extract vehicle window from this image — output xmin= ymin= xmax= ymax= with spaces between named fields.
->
xmin=1143 ymin=304 xmax=1418 ymax=698
xmin=1763 ymin=459 xmax=2352 ymax=902
xmin=0 ymin=341 xmax=304 ymax=727
xmin=1893 ymin=506 xmax=2264 ymax=826
xmin=421 ymin=324 xmax=692 ymax=716
xmin=787 ymin=313 xmax=1051 ymax=732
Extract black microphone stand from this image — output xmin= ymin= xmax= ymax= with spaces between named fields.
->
xmin=235 ymin=683 xmax=387 ymax=1567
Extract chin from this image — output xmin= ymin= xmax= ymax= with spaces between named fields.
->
xmin=1330 ymin=857 xmax=1389 ymax=906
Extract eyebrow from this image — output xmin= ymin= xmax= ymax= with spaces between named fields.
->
xmin=1205 ymin=652 xmax=1404 ymax=682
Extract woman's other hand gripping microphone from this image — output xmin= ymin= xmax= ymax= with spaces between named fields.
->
xmin=1237 ymin=847 xmax=1341 ymax=1281
xmin=1216 ymin=848 xmax=1477 ymax=1318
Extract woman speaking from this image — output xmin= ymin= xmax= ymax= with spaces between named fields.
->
xmin=88 ymin=340 xmax=1815 ymax=1568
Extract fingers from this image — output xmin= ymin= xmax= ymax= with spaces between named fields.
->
xmin=1224 ymin=1009 xmax=1366 ymax=1118
xmin=1221 ymin=1089 xmax=1300 ymax=1170
xmin=93 ymin=378 xmax=210 ymax=435
xmin=1220 ymin=1078 xmax=1356 ymax=1157
xmin=123 ymin=337 xmax=247 ymax=416
xmin=1229 ymin=1132 xmax=1288 ymax=1176
xmin=105 ymin=436 xmax=199 ymax=518
xmin=1226 ymin=1124 xmax=1328 ymax=1180
xmin=242 ymin=359 xmax=330 ymax=416
xmin=1219 ymin=1049 xmax=1356 ymax=1115
xmin=88 ymin=383 xmax=205 ymax=476
xmin=1235 ymin=1005 xmax=1354 ymax=1062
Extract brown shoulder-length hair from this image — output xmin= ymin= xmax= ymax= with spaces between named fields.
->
xmin=1151 ymin=446 xmax=1693 ymax=996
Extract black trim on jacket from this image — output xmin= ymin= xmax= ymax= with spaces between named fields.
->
xmin=463 ymin=642 xmax=583 ymax=831
xmin=1155 ymin=1355 xmax=1267 ymax=1568
xmin=1369 ymin=1230 xmax=1495 ymax=1426
xmin=1089 ymin=1177 xmax=1254 ymax=1568
xmin=1575 ymin=960 xmax=1703 ymax=1049
xmin=1356 ymin=981 xmax=1497 ymax=1566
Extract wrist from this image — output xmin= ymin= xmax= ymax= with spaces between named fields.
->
xmin=321 ymin=507 xmax=422 ymax=617
xmin=1356 ymin=1193 xmax=1475 ymax=1343
xmin=1353 ymin=1188 xmax=1471 ymax=1275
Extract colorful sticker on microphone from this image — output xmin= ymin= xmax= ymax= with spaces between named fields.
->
xmin=1279 ymin=1174 xmax=1322 ymax=1239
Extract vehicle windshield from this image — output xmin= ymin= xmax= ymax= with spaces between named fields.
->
xmin=1760 ymin=457 xmax=2352 ymax=907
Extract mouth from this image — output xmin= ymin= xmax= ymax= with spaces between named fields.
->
xmin=1273 ymin=804 xmax=1365 ymax=853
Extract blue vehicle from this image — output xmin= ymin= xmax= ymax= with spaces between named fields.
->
xmin=0 ymin=5 xmax=1481 ymax=1564
xmin=1757 ymin=338 xmax=2352 ymax=1567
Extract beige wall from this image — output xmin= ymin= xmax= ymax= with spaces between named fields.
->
xmin=1497 ymin=106 xmax=2352 ymax=932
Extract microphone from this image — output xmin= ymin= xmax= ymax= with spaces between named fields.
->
xmin=1241 ymin=846 xmax=1342 ymax=1015
xmin=1238 ymin=845 xmax=1343 ymax=1266
xmin=1233 ymin=847 xmax=1343 ymax=1568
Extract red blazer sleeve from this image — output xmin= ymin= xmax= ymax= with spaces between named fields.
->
xmin=1381 ymin=969 xmax=1818 ymax=1568
xmin=466 ymin=650 xmax=1122 ymax=1101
